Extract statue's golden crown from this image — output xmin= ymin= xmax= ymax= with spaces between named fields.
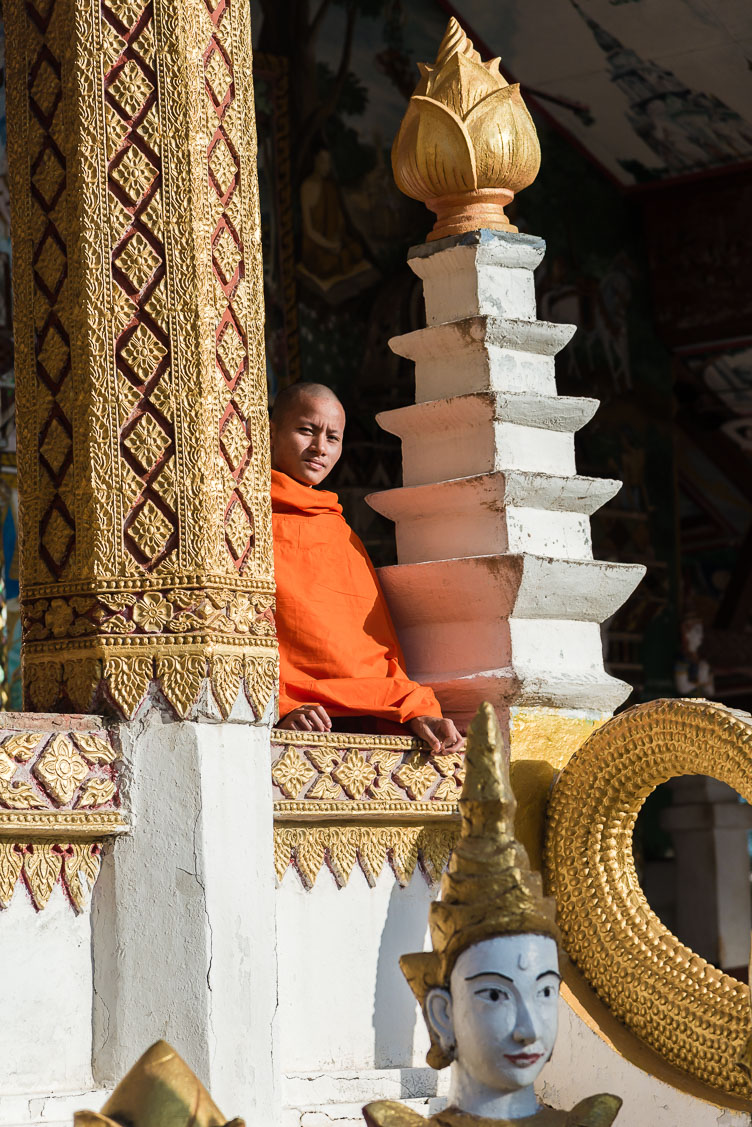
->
xmin=400 ymin=702 xmax=560 ymax=1069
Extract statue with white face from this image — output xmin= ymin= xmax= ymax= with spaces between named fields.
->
xmin=425 ymin=935 xmax=560 ymax=1121
xmin=362 ymin=703 xmax=622 ymax=1127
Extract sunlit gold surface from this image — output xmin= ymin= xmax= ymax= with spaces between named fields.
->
xmin=546 ymin=697 xmax=752 ymax=1099
xmin=392 ymin=18 xmax=540 ymax=239
xmin=399 ymin=702 xmax=559 ymax=1069
xmin=509 ymin=707 xmax=608 ymax=870
xmin=0 ymin=726 xmax=123 ymax=910
xmin=74 ymin=1040 xmax=243 ymax=1127
xmin=4 ymin=0 xmax=277 ymax=719
xmin=272 ymin=729 xmax=461 ymax=887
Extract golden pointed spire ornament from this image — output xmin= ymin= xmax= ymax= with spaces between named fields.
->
xmin=392 ymin=19 xmax=541 ymax=240
xmin=74 ymin=1041 xmax=244 ymax=1127
xmin=400 ymin=702 xmax=559 ymax=1068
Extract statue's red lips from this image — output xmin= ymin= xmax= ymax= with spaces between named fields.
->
xmin=503 ymin=1052 xmax=543 ymax=1067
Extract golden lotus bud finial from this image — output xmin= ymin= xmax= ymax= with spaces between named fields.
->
xmin=392 ymin=18 xmax=541 ymax=240
xmin=399 ymin=701 xmax=559 ymax=1069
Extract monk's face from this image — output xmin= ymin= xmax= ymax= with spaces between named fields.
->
xmin=270 ymin=392 xmax=345 ymax=486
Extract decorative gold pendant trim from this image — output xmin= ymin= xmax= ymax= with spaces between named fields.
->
xmin=272 ymin=732 xmax=463 ymax=888
xmin=546 ymin=697 xmax=752 ymax=1099
xmin=274 ymin=823 xmax=460 ymax=890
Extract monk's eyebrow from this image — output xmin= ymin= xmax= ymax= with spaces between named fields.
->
xmin=464 ymin=972 xmax=514 ymax=983
xmin=536 ymin=971 xmax=561 ymax=981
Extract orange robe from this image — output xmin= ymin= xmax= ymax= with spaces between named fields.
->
xmin=271 ymin=469 xmax=441 ymax=724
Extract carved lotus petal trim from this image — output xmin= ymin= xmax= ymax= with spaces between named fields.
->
xmin=424 ymin=52 xmax=505 ymax=119
xmin=394 ymin=97 xmax=477 ymax=199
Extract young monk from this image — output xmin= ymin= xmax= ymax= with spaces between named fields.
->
xmin=270 ymin=381 xmax=463 ymax=754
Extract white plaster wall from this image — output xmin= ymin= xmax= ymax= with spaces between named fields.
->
xmin=0 ymin=884 xmax=93 ymax=1095
xmin=540 ymin=997 xmax=750 ymax=1127
xmin=91 ymin=707 xmax=278 ymax=1123
xmin=275 ymin=867 xmax=436 ymax=1072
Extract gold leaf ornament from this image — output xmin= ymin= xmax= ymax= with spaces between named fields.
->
xmin=64 ymin=843 xmax=102 ymax=911
xmin=272 ymin=749 xmax=314 ymax=799
xmin=210 ymin=653 xmax=243 ymax=718
xmin=0 ymin=778 xmax=46 ymax=809
xmin=103 ymin=655 xmax=153 ymax=716
xmin=0 ymin=841 xmax=23 ymax=907
xmin=244 ymin=653 xmax=277 ymax=719
xmin=0 ymin=732 xmax=42 ymax=763
xmin=77 ymin=778 xmax=117 ymax=809
xmin=72 ymin=732 xmax=118 ymax=764
xmin=392 ymin=17 xmax=540 ymax=239
xmin=156 ymin=653 xmax=206 ymax=717
xmin=24 ymin=843 xmax=64 ymax=910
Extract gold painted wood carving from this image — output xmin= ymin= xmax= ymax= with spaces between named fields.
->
xmin=272 ymin=730 xmax=463 ymax=888
xmin=546 ymin=698 xmax=752 ymax=1099
xmin=0 ymin=722 xmax=126 ymax=911
xmin=392 ymin=18 xmax=541 ymax=240
xmin=5 ymin=0 xmax=277 ymax=719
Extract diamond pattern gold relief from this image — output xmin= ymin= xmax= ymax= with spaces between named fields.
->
xmin=111 ymin=143 xmax=157 ymax=203
xmin=213 ymin=224 xmax=241 ymax=285
xmin=208 ymin=136 xmax=237 ymax=199
xmin=109 ymin=58 xmax=153 ymax=119
xmin=205 ymin=45 xmax=232 ymax=107
xmin=33 ymin=228 xmax=66 ymax=302
xmin=29 ymin=54 xmax=61 ymax=124
xmin=219 ymin=408 xmax=250 ymax=475
xmin=101 ymin=0 xmax=179 ymax=573
xmin=217 ymin=319 xmax=245 ymax=385
xmin=31 ymin=145 xmax=65 ymax=211
xmin=114 ymin=231 xmax=160 ymax=293
xmin=39 ymin=411 xmax=72 ymax=481
xmin=121 ymin=322 xmax=167 ymax=380
xmin=225 ymin=496 xmax=253 ymax=561
xmin=200 ymin=0 xmax=255 ymax=574
xmin=123 ymin=412 xmax=169 ymax=469
xmin=9 ymin=0 xmax=276 ymax=719
xmin=34 ymin=735 xmax=89 ymax=805
xmin=128 ymin=500 xmax=173 ymax=560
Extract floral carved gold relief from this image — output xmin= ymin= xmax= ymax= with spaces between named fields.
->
xmin=0 ymin=724 xmax=125 ymax=911
xmin=4 ymin=0 xmax=277 ymax=720
xmin=272 ymin=731 xmax=463 ymax=889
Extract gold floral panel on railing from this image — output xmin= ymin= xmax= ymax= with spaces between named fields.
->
xmin=0 ymin=718 xmax=126 ymax=911
xmin=272 ymin=730 xmax=463 ymax=889
xmin=4 ymin=0 xmax=277 ymax=720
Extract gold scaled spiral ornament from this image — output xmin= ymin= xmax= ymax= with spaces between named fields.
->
xmin=546 ymin=697 xmax=752 ymax=1099
xmin=392 ymin=18 xmax=541 ymax=240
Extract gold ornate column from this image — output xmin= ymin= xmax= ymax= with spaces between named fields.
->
xmin=4 ymin=0 xmax=276 ymax=719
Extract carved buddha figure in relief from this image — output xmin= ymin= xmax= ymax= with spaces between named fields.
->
xmin=363 ymin=704 xmax=622 ymax=1127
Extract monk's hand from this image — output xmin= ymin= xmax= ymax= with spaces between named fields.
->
xmin=278 ymin=704 xmax=332 ymax=733
xmin=408 ymin=716 xmax=464 ymax=754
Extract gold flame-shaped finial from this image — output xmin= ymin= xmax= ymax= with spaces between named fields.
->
xmin=399 ymin=702 xmax=559 ymax=1069
xmin=392 ymin=18 xmax=541 ymax=240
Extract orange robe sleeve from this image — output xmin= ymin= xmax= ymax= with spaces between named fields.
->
xmin=271 ymin=470 xmax=442 ymax=724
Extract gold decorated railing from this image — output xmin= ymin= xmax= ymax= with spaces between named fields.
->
xmin=0 ymin=716 xmax=125 ymax=910
xmin=272 ymin=730 xmax=463 ymax=888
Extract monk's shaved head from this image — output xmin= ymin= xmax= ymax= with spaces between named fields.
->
xmin=271 ymin=381 xmax=345 ymax=425
xmin=269 ymin=381 xmax=345 ymax=486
